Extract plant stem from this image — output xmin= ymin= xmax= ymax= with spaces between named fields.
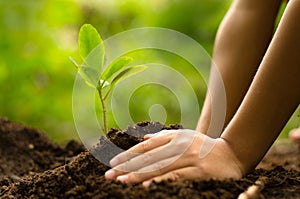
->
xmin=103 ymin=86 xmax=113 ymax=101
xmin=97 ymin=86 xmax=107 ymax=136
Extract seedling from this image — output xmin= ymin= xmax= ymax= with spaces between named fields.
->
xmin=70 ymin=24 xmax=147 ymax=136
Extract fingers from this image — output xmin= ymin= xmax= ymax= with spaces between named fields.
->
xmin=109 ymin=130 xmax=174 ymax=167
xmin=104 ymin=132 xmax=243 ymax=186
xmin=143 ymin=129 xmax=183 ymax=140
xmin=105 ymin=140 xmax=191 ymax=180
xmin=113 ymin=155 xmax=195 ymax=184
xmin=109 ymin=143 xmax=182 ymax=175
xmin=107 ymin=130 xmax=198 ymax=177
xmin=105 ymin=129 xmax=210 ymax=184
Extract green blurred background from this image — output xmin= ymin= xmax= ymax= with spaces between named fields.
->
xmin=0 ymin=0 xmax=298 ymax=143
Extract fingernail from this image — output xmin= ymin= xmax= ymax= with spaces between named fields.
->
xmin=105 ymin=170 xmax=115 ymax=179
xmin=109 ymin=158 xmax=118 ymax=167
xmin=117 ymin=175 xmax=128 ymax=183
xmin=142 ymin=180 xmax=151 ymax=187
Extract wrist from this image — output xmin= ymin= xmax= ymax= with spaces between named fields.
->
xmin=218 ymin=137 xmax=247 ymax=176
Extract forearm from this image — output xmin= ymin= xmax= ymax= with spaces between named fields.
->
xmin=221 ymin=0 xmax=300 ymax=174
xmin=197 ymin=0 xmax=282 ymax=135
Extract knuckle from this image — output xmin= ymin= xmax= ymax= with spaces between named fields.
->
xmin=153 ymin=161 xmax=168 ymax=174
xmin=177 ymin=139 xmax=190 ymax=149
xmin=127 ymin=173 xmax=140 ymax=183
xmin=117 ymin=162 xmax=129 ymax=173
xmin=187 ymin=148 xmax=200 ymax=158
xmin=161 ymin=171 xmax=183 ymax=181
xmin=142 ymin=153 xmax=152 ymax=165
xmin=166 ymin=131 xmax=177 ymax=139
xmin=171 ymin=171 xmax=183 ymax=180
xmin=140 ymin=140 xmax=150 ymax=153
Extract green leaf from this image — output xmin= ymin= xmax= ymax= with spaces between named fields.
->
xmin=111 ymin=65 xmax=147 ymax=87
xmin=78 ymin=65 xmax=99 ymax=88
xmin=78 ymin=24 xmax=105 ymax=88
xmin=79 ymin=24 xmax=102 ymax=60
xmin=101 ymin=56 xmax=133 ymax=81
xmin=79 ymin=24 xmax=105 ymax=73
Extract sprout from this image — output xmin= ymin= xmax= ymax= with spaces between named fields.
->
xmin=70 ymin=24 xmax=147 ymax=135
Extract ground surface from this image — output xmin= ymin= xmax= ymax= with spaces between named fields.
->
xmin=0 ymin=118 xmax=299 ymax=199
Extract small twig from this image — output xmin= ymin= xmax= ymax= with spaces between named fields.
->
xmin=238 ymin=177 xmax=268 ymax=199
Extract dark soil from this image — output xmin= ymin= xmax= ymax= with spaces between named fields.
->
xmin=0 ymin=118 xmax=299 ymax=199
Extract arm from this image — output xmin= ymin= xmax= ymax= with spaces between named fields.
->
xmin=221 ymin=0 xmax=300 ymax=174
xmin=197 ymin=0 xmax=283 ymax=135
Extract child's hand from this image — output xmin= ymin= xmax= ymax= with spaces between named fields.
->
xmin=105 ymin=129 xmax=244 ymax=187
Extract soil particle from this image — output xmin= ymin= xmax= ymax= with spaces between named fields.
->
xmin=0 ymin=118 xmax=299 ymax=198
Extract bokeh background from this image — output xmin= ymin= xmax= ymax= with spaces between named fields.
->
xmin=0 ymin=0 xmax=298 ymax=143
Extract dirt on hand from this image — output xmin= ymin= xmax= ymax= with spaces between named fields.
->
xmin=0 ymin=118 xmax=299 ymax=199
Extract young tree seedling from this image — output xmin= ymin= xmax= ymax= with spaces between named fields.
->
xmin=70 ymin=24 xmax=147 ymax=136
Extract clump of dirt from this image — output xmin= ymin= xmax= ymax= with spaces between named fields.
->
xmin=0 ymin=118 xmax=299 ymax=198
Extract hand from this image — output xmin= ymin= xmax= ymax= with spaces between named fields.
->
xmin=105 ymin=129 xmax=244 ymax=187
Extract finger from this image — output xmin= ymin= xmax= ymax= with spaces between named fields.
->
xmin=144 ymin=129 xmax=180 ymax=139
xmin=114 ymin=133 xmax=210 ymax=183
xmin=110 ymin=130 xmax=175 ymax=167
xmin=106 ymin=131 xmax=177 ymax=180
xmin=107 ymin=143 xmax=182 ymax=179
xmin=143 ymin=133 xmax=157 ymax=140
xmin=115 ymin=154 xmax=195 ymax=184
xmin=106 ymin=129 xmax=200 ymax=180
xmin=143 ymin=167 xmax=205 ymax=187
xmin=110 ymin=131 xmax=198 ymax=177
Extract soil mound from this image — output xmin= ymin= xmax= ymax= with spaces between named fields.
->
xmin=0 ymin=118 xmax=299 ymax=198
xmin=0 ymin=118 xmax=84 ymax=184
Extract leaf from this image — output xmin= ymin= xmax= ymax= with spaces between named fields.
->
xmin=78 ymin=65 xmax=99 ymax=88
xmin=79 ymin=24 xmax=105 ymax=72
xmin=111 ymin=65 xmax=147 ymax=87
xmin=78 ymin=24 xmax=105 ymax=88
xmin=101 ymin=56 xmax=133 ymax=81
xmin=79 ymin=24 xmax=102 ymax=60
